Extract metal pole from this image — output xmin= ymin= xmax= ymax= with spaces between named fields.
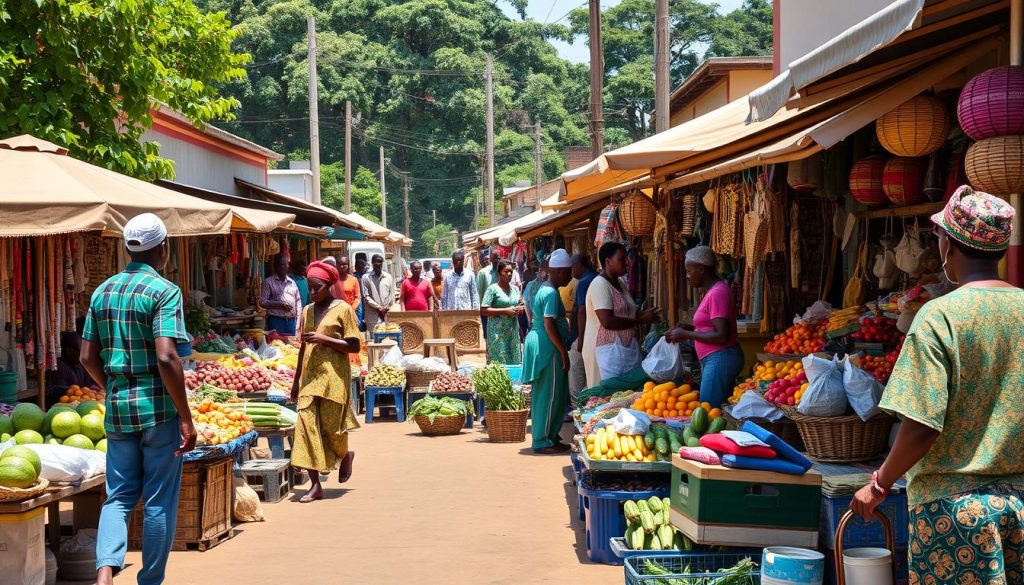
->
xmin=1009 ymin=0 xmax=1023 ymax=286
xmin=588 ymin=0 xmax=604 ymax=159
xmin=344 ymin=100 xmax=352 ymax=213
xmin=307 ymin=16 xmax=321 ymax=205
xmin=379 ymin=146 xmax=387 ymax=228
xmin=485 ymin=55 xmax=496 ymax=226
xmin=655 ymin=0 xmax=671 ymax=133
xmin=534 ymin=120 xmax=543 ymax=197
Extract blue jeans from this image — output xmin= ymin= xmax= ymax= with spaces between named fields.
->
xmin=699 ymin=344 xmax=745 ymax=407
xmin=96 ymin=418 xmax=184 ymax=585
xmin=265 ymin=314 xmax=297 ymax=335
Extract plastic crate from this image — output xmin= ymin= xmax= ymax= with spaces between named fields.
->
xmin=825 ymin=546 xmax=907 ymax=585
xmin=820 ymin=492 xmax=908 ymax=550
xmin=570 ymin=452 xmax=584 ymax=521
xmin=624 ymin=552 xmax=761 ymax=584
xmin=502 ymin=364 xmax=523 ymax=384
xmin=579 ymin=484 xmax=669 ymax=565
xmin=609 ymin=537 xmax=687 ymax=560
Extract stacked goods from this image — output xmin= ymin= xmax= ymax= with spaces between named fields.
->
xmin=824 ymin=306 xmax=866 ymax=338
xmin=193 ymin=335 xmax=236 ymax=354
xmin=6 ymin=403 xmax=108 ymax=452
xmin=237 ymin=402 xmax=290 ymax=429
xmin=472 ymin=364 xmax=525 ymax=411
xmin=753 ymin=359 xmax=801 ymax=383
xmin=683 ymin=408 xmax=726 ymax=447
xmin=374 ymin=323 xmax=401 ymax=333
xmin=585 ymin=426 xmax=658 ymax=463
xmin=430 ymin=372 xmax=473 ymax=393
xmin=623 ymin=497 xmax=695 ymax=552
xmin=57 ymin=384 xmax=105 ymax=405
xmin=860 ymin=338 xmax=905 ymax=384
xmin=408 ymin=396 xmax=470 ymax=422
xmin=267 ymin=368 xmax=296 ymax=392
xmin=727 ymin=379 xmax=758 ymax=405
xmin=634 ymin=557 xmax=757 ymax=582
xmin=185 ymin=361 xmax=272 ymax=393
xmin=191 ymin=399 xmax=253 ymax=445
xmin=263 ymin=340 xmax=299 ymax=370
xmin=577 ymin=392 xmax=641 ymax=431
xmin=0 ymin=445 xmax=42 ymax=488
xmin=366 ymin=364 xmax=406 ymax=387
xmin=850 ymin=315 xmax=902 ymax=347
xmin=764 ymin=364 xmax=809 ymax=406
xmin=630 ymin=381 xmax=705 ymax=419
xmin=764 ymin=322 xmax=825 ymax=355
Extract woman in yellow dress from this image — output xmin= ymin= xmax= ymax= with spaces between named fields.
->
xmin=290 ymin=261 xmax=362 ymax=503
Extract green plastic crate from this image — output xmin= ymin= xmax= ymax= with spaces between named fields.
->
xmin=670 ymin=457 xmax=821 ymax=530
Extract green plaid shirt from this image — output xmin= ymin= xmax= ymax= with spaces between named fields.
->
xmin=83 ymin=262 xmax=188 ymax=433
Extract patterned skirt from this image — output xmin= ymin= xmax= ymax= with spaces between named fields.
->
xmin=908 ymin=484 xmax=1024 ymax=585
xmin=290 ymin=396 xmax=351 ymax=473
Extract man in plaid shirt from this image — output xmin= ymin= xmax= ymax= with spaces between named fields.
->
xmin=80 ymin=213 xmax=196 ymax=585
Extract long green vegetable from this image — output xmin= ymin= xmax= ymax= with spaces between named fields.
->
xmin=640 ymin=557 xmax=757 ymax=585
xmin=472 ymin=365 xmax=525 ymax=411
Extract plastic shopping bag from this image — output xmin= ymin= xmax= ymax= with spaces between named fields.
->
xmin=595 ymin=409 xmax=651 ymax=436
xmin=0 ymin=443 xmax=106 ymax=483
xmin=596 ymin=338 xmax=641 ymax=380
xmin=642 ymin=337 xmax=685 ymax=383
xmin=729 ymin=391 xmax=785 ymax=422
xmin=842 ymin=355 xmax=883 ymax=421
xmin=796 ymin=355 xmax=848 ymax=417
xmin=380 ymin=344 xmax=404 ymax=366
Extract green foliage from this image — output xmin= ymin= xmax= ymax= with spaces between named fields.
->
xmin=0 ymin=0 xmax=247 ymax=179
xmin=320 ymin=162 xmax=382 ymax=222
xmin=420 ymin=223 xmax=457 ymax=257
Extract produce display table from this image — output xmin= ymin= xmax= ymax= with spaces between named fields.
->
xmin=0 ymin=474 xmax=106 ymax=550
xmin=575 ymin=438 xmax=671 ymax=473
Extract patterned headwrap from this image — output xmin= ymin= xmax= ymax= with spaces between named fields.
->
xmin=931 ymin=185 xmax=1015 ymax=251
xmin=306 ymin=261 xmax=339 ymax=285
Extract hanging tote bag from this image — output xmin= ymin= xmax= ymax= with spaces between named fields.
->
xmin=594 ymin=203 xmax=626 ymax=248
xmin=843 ymin=234 xmax=869 ymax=308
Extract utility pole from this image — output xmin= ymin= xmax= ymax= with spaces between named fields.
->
xmin=344 ymin=100 xmax=352 ymax=213
xmin=588 ymin=0 xmax=604 ymax=159
xmin=534 ymin=120 xmax=543 ymax=197
xmin=433 ymin=210 xmax=437 ymax=229
xmin=379 ymin=146 xmax=387 ymax=228
xmin=485 ymin=55 xmax=496 ymax=226
xmin=474 ymin=162 xmax=482 ymax=229
xmin=655 ymin=0 xmax=670 ymax=133
xmin=307 ymin=16 xmax=321 ymax=205
xmin=402 ymin=172 xmax=410 ymax=237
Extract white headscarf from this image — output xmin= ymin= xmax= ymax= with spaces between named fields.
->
xmin=684 ymin=245 xmax=716 ymax=267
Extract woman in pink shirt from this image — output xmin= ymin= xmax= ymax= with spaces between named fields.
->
xmin=666 ymin=246 xmax=742 ymax=407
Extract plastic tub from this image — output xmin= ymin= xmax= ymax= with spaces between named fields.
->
xmin=762 ymin=546 xmax=825 ymax=585
xmin=578 ymin=484 xmax=668 ymax=565
xmin=0 ymin=370 xmax=16 ymax=404
xmin=502 ymin=364 xmax=523 ymax=384
xmin=842 ymin=547 xmax=892 ymax=585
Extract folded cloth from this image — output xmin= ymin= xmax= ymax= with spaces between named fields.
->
xmin=740 ymin=421 xmax=814 ymax=471
xmin=720 ymin=430 xmax=770 ymax=447
xmin=699 ymin=433 xmax=776 ymax=459
xmin=678 ymin=446 xmax=722 ymax=465
xmin=721 ymin=454 xmax=809 ymax=475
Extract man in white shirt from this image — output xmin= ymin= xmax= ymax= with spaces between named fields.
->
xmin=361 ymin=254 xmax=395 ymax=333
xmin=441 ymin=251 xmax=478 ymax=311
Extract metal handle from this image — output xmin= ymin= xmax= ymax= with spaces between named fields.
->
xmin=834 ymin=509 xmax=895 ymax=585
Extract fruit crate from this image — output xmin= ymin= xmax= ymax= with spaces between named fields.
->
xmin=579 ymin=484 xmax=669 ymax=565
xmin=609 ymin=537 xmax=686 ymax=560
xmin=128 ymin=456 xmax=233 ymax=551
xmin=624 ymin=552 xmax=761 ymax=584
xmin=820 ymin=491 xmax=908 ymax=550
xmin=576 ymin=438 xmax=671 ymax=474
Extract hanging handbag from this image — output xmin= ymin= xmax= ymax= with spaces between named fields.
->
xmin=843 ymin=233 xmax=868 ymax=308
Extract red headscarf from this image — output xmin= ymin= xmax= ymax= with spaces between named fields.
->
xmin=306 ymin=261 xmax=339 ymax=285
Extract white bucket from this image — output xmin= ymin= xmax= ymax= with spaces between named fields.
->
xmin=761 ymin=546 xmax=825 ymax=585
xmin=842 ymin=547 xmax=893 ymax=585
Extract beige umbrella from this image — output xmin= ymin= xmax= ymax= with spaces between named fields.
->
xmin=0 ymin=134 xmax=234 ymax=237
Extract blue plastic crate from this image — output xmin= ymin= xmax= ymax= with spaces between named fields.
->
xmin=820 ymin=492 xmax=908 ymax=550
xmin=569 ymin=453 xmax=585 ymax=521
xmin=579 ymin=485 xmax=668 ymax=565
xmin=624 ymin=552 xmax=761 ymax=584
xmin=502 ymin=364 xmax=523 ymax=384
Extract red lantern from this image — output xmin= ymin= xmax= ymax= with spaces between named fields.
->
xmin=882 ymin=157 xmax=927 ymax=206
xmin=849 ymin=156 xmax=888 ymax=206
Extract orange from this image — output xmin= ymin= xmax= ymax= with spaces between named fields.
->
xmin=700 ymin=402 xmax=712 ymax=411
xmin=709 ymin=408 xmax=722 ymax=419
xmin=684 ymin=409 xmax=693 ymax=416
xmin=688 ymin=400 xmax=700 ymax=409
xmin=656 ymin=401 xmax=666 ymax=410
xmin=666 ymin=397 xmax=676 ymax=407
xmin=59 ymin=395 xmax=70 ymax=403
xmin=653 ymin=409 xmax=663 ymax=417
xmin=669 ymin=410 xmax=678 ymax=417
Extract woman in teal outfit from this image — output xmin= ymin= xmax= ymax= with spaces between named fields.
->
xmin=480 ymin=260 xmax=524 ymax=364
xmin=521 ymin=249 xmax=573 ymax=454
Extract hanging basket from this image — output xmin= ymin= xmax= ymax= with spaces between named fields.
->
xmin=787 ymin=153 xmax=825 ymax=192
xmin=958 ymin=66 xmax=1024 ymax=140
xmin=618 ymin=191 xmax=657 ymax=237
xmin=965 ymin=135 xmax=1024 ymax=195
xmin=881 ymin=157 xmax=927 ymax=206
xmin=876 ymin=95 xmax=951 ymax=157
xmin=681 ymin=192 xmax=698 ymax=237
xmin=849 ymin=156 xmax=889 ymax=206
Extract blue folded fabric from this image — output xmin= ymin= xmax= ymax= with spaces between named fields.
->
xmin=740 ymin=421 xmax=814 ymax=471
xmin=721 ymin=454 xmax=808 ymax=475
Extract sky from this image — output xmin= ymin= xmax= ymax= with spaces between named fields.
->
xmin=499 ymin=0 xmax=747 ymax=63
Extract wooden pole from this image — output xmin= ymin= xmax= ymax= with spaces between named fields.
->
xmin=663 ymin=187 xmax=677 ymax=326
xmin=379 ymin=146 xmax=387 ymax=228
xmin=307 ymin=16 xmax=321 ymax=205
xmin=1008 ymin=0 xmax=1023 ymax=285
xmin=344 ymin=100 xmax=352 ymax=213
xmin=655 ymin=0 xmax=670 ymax=133
xmin=588 ymin=0 xmax=604 ymax=159
xmin=485 ymin=55 xmax=495 ymax=226
xmin=534 ymin=120 xmax=543 ymax=200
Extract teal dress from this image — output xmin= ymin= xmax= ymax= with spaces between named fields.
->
xmin=482 ymin=283 xmax=522 ymax=365
xmin=521 ymin=282 xmax=569 ymax=450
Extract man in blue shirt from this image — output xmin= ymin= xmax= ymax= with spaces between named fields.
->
xmin=568 ymin=253 xmax=597 ymax=402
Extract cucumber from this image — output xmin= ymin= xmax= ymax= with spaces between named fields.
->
xmin=691 ymin=407 xmax=709 ymax=434
xmin=707 ymin=417 xmax=727 ymax=434
xmin=624 ymin=500 xmax=641 ymax=524
xmin=682 ymin=427 xmax=696 ymax=443
xmin=647 ymin=496 xmax=664 ymax=513
xmin=655 ymin=437 xmax=669 ymax=455
xmin=685 ymin=436 xmax=701 ymax=448
xmin=637 ymin=500 xmax=651 ymax=514
xmin=643 ymin=432 xmax=656 ymax=449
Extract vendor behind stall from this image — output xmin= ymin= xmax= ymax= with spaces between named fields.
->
xmin=666 ymin=246 xmax=741 ymax=407
xmin=48 ymin=321 xmax=92 ymax=403
xmin=259 ymin=254 xmax=302 ymax=336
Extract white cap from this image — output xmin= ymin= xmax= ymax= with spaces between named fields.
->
xmin=548 ymin=249 xmax=572 ymax=269
xmin=123 ymin=213 xmax=168 ymax=252
xmin=684 ymin=245 xmax=716 ymax=267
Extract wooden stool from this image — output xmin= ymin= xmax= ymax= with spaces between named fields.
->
xmin=366 ymin=341 xmax=396 ymax=370
xmin=423 ymin=338 xmax=458 ymax=372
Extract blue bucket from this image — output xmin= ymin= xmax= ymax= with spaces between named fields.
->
xmin=0 ymin=370 xmax=16 ymax=404
xmin=762 ymin=546 xmax=825 ymax=585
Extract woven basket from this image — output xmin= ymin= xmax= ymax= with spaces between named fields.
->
xmin=784 ymin=409 xmax=895 ymax=463
xmin=414 ymin=414 xmax=464 ymax=436
xmin=965 ymin=135 xmax=1024 ymax=195
xmin=405 ymin=369 xmax=440 ymax=390
xmin=724 ymin=414 xmax=805 ymax=451
xmin=0 ymin=478 xmax=49 ymax=503
xmin=849 ymin=156 xmax=889 ymax=206
xmin=882 ymin=157 xmax=927 ymax=206
xmin=681 ymin=192 xmax=698 ymax=237
xmin=877 ymin=95 xmax=951 ymax=157
xmin=619 ymin=191 xmax=657 ymax=237
xmin=484 ymin=409 xmax=529 ymax=443
xmin=958 ymin=66 xmax=1024 ymax=140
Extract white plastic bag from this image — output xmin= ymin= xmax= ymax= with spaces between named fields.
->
xmin=2 ymin=444 xmax=106 ymax=483
xmin=797 ymin=355 xmax=847 ymax=416
xmin=794 ymin=301 xmax=833 ymax=325
xmin=729 ymin=392 xmax=785 ymax=422
xmin=596 ymin=409 xmax=651 ymax=435
xmin=642 ymin=338 xmax=685 ymax=383
xmin=398 ymin=354 xmax=425 ymax=370
xmin=843 ymin=355 xmax=883 ymax=421
xmin=380 ymin=344 xmax=404 ymax=366
xmin=59 ymin=529 xmax=97 ymax=554
xmin=596 ymin=338 xmax=641 ymax=380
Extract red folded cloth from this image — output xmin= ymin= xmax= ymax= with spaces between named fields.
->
xmin=699 ymin=433 xmax=777 ymax=459
xmin=678 ymin=446 xmax=722 ymax=466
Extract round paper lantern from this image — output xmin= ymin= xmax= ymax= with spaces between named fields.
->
xmin=876 ymin=95 xmax=951 ymax=157
xmin=957 ymin=66 xmax=1024 ymax=140
xmin=618 ymin=191 xmax=657 ymax=236
xmin=882 ymin=157 xmax=927 ymax=206
xmin=965 ymin=135 xmax=1024 ymax=195
xmin=849 ymin=156 xmax=889 ymax=206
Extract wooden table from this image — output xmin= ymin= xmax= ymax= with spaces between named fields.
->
xmin=0 ymin=474 xmax=106 ymax=549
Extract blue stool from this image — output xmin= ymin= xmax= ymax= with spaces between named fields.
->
xmin=372 ymin=331 xmax=403 ymax=348
xmin=364 ymin=386 xmax=406 ymax=423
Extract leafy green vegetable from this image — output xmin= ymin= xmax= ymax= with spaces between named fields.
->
xmin=194 ymin=336 xmax=235 ymax=354
xmin=185 ymin=305 xmax=211 ymax=339
xmin=408 ymin=396 xmax=472 ymax=424
xmin=190 ymin=383 xmax=237 ymax=403
xmin=472 ymin=365 xmax=525 ymax=411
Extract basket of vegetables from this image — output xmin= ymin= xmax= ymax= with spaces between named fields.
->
xmin=472 ymin=364 xmax=528 ymax=443
xmin=428 ymin=372 xmax=474 ymax=394
xmin=408 ymin=396 xmax=471 ymax=436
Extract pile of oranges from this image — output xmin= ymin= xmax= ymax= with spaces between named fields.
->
xmin=728 ymin=379 xmax=758 ymax=404
xmin=753 ymin=360 xmax=803 ymax=383
xmin=631 ymin=381 xmax=723 ymax=419
xmin=764 ymin=322 xmax=826 ymax=355
xmin=58 ymin=385 xmax=104 ymax=404
xmin=190 ymin=399 xmax=252 ymax=445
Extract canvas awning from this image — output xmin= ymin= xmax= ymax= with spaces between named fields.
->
xmin=156 ymin=180 xmax=298 ymax=233
xmin=233 ymin=177 xmax=370 ymax=234
xmin=463 ymin=208 xmax=559 ymax=248
xmin=345 ymin=211 xmax=413 ymax=246
xmin=0 ymin=135 xmax=234 ymax=237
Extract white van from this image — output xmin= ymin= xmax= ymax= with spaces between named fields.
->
xmin=347 ymin=242 xmax=406 ymax=301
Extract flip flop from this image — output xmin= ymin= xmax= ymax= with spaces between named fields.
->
xmin=338 ymin=452 xmax=356 ymax=483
